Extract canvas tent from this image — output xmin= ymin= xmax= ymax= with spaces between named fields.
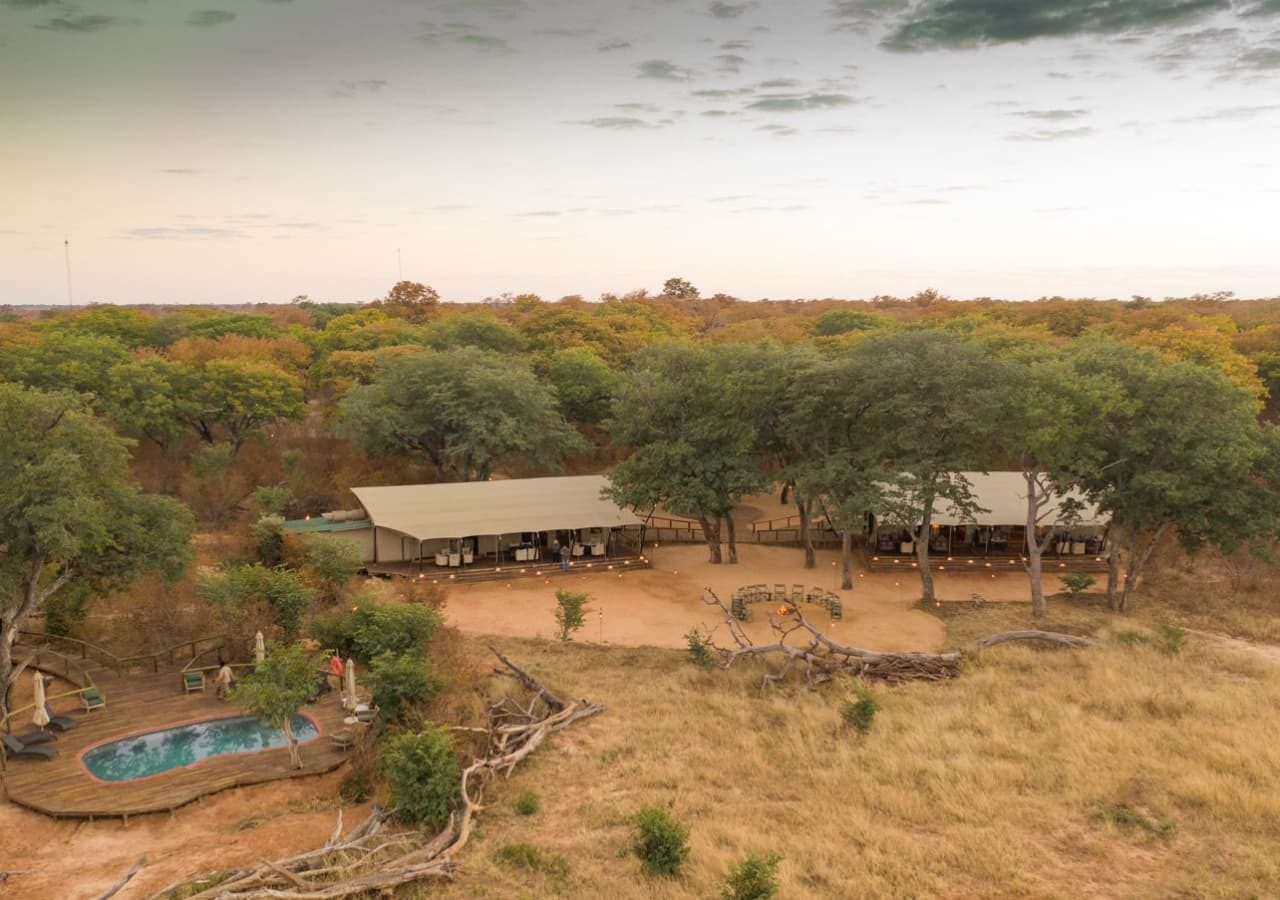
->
xmin=347 ymin=475 xmax=642 ymax=564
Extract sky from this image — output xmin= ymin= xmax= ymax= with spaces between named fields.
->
xmin=2 ymin=0 xmax=1279 ymax=305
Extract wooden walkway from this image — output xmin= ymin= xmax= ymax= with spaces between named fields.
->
xmin=365 ymin=553 xmax=651 ymax=583
xmin=1 ymin=670 xmax=351 ymax=820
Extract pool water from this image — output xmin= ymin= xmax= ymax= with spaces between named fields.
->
xmin=82 ymin=714 xmax=319 ymax=781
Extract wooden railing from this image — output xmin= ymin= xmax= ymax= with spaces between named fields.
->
xmin=17 ymin=631 xmax=227 ymax=676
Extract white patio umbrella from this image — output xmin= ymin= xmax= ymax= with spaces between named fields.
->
xmin=32 ymin=673 xmax=50 ymax=729
xmin=344 ymin=657 xmax=357 ymax=711
xmin=254 ymin=631 xmax=266 ymax=665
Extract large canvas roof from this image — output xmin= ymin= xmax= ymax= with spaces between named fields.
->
xmin=351 ymin=475 xmax=641 ymax=542
xmin=881 ymin=472 xmax=1107 ymax=527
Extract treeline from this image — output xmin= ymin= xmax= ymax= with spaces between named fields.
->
xmin=2 ymin=283 xmax=1279 ymax=618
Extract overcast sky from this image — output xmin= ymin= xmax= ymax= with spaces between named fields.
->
xmin=3 ymin=0 xmax=1279 ymax=305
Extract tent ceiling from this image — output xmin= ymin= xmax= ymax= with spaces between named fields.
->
xmin=880 ymin=472 xmax=1107 ymax=527
xmin=351 ymin=475 xmax=641 ymax=542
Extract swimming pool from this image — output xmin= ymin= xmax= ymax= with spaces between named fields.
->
xmin=81 ymin=714 xmax=319 ymax=782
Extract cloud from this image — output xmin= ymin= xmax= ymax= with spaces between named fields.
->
xmin=597 ymin=38 xmax=631 ymax=51
xmin=716 ymin=53 xmax=748 ymax=72
xmin=758 ymin=77 xmax=802 ymax=88
xmin=1005 ymin=126 xmax=1097 ymax=141
xmin=637 ymin=59 xmax=695 ymax=80
xmin=828 ymin=0 xmax=910 ymax=33
xmin=188 ymin=10 xmax=235 ymax=27
xmin=126 ymin=227 xmax=244 ymax=240
xmin=417 ymin=22 xmax=513 ymax=52
xmin=709 ymin=1 xmax=755 ymax=18
xmin=615 ymin=102 xmax=661 ymax=113
xmin=692 ymin=87 xmax=754 ymax=98
xmin=882 ymin=0 xmax=1229 ymax=51
xmin=516 ymin=210 xmax=561 ymax=217
xmin=572 ymin=116 xmax=660 ymax=129
xmin=756 ymin=122 xmax=798 ymax=136
xmin=1176 ymin=104 xmax=1280 ymax=121
xmin=35 ymin=14 xmax=135 ymax=33
xmin=331 ymin=79 xmax=388 ymax=98
xmin=159 ymin=168 xmax=205 ymax=175
xmin=1 ymin=0 xmax=60 ymax=8
xmin=1237 ymin=45 xmax=1280 ymax=69
xmin=709 ymin=194 xmax=753 ymax=202
xmin=747 ymin=92 xmax=857 ymax=111
xmin=720 ymin=39 xmax=753 ymax=50
xmin=1009 ymin=108 xmax=1090 ymax=121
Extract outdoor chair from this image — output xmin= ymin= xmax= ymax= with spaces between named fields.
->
xmin=772 ymin=584 xmax=787 ymax=603
xmin=330 ymin=729 xmax=356 ymax=750
xmin=2 ymin=732 xmax=56 ymax=761
xmin=183 ymin=670 xmax=206 ymax=693
xmin=11 ymin=728 xmax=54 ymax=746
xmin=81 ymin=686 xmax=106 ymax=712
xmin=791 ymin=584 xmax=804 ymax=605
xmin=830 ymin=598 xmax=843 ymax=621
xmin=44 ymin=703 xmax=78 ymax=732
xmin=732 ymin=596 xmax=748 ymax=621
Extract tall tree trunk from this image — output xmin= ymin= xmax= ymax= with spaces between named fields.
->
xmin=1 ymin=554 xmax=69 ymax=723
xmin=1106 ymin=526 xmax=1124 ymax=610
xmin=0 ymin=637 xmax=13 ymax=723
xmin=798 ymin=495 xmax=816 ymax=569
xmin=1021 ymin=469 xmax=1049 ymax=619
xmin=725 ymin=514 xmax=739 ymax=564
xmin=915 ymin=488 xmax=936 ymax=604
xmin=1117 ymin=523 xmax=1170 ymax=613
xmin=840 ymin=531 xmax=853 ymax=590
xmin=283 ymin=717 xmax=301 ymax=769
xmin=698 ymin=516 xmax=722 ymax=564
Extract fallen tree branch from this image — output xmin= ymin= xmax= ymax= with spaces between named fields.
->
xmin=95 ymin=856 xmax=146 ymax=900
xmin=150 ymin=649 xmax=602 ymax=900
xmin=701 ymin=588 xmax=1094 ymax=686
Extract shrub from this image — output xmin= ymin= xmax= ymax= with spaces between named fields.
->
xmin=685 ymin=627 xmax=716 ymax=670
xmin=310 ymin=600 xmax=441 ymax=661
xmin=381 ymin=726 xmax=460 ymax=829
xmin=515 ymin=790 xmax=540 ymax=816
xmin=198 ymin=563 xmax=315 ymax=640
xmin=1099 ymin=803 xmax=1178 ymax=839
xmin=304 ymin=534 xmax=364 ymax=603
xmin=1156 ymin=624 xmax=1188 ymax=655
xmin=493 ymin=843 xmax=570 ymax=878
xmin=630 ymin=804 xmax=690 ymax=877
xmin=1060 ymin=573 xmax=1096 ymax=597
xmin=553 ymin=588 xmax=590 ymax=644
xmin=840 ymin=679 xmax=880 ymax=735
xmin=722 ymin=851 xmax=783 ymax=900
xmin=250 ymin=515 xmax=286 ymax=567
xmin=365 ymin=652 xmax=446 ymax=723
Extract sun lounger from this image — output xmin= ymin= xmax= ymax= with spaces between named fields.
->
xmin=2 ymin=732 xmax=57 ymax=761
xmin=183 ymin=670 xmax=206 ymax=693
xmin=81 ymin=687 xmax=106 ymax=712
xmin=44 ymin=703 xmax=79 ymax=731
xmin=12 ymin=729 xmax=55 ymax=745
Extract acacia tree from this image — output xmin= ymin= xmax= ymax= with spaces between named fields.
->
xmin=338 ymin=347 xmax=584 ymax=482
xmin=852 ymin=329 xmax=1011 ymax=603
xmin=233 ymin=643 xmax=316 ymax=769
xmin=0 ymin=384 xmax=194 ymax=719
xmin=606 ymin=343 xmax=768 ymax=564
xmin=183 ymin=358 xmax=306 ymax=455
xmin=1056 ymin=338 xmax=1280 ymax=612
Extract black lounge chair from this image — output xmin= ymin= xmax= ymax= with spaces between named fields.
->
xmin=44 ymin=703 xmax=79 ymax=731
xmin=2 ymin=732 xmax=57 ymax=761
xmin=11 ymin=729 xmax=55 ymax=745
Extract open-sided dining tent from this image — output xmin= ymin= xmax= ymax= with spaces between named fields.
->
xmin=348 ymin=475 xmax=643 ymax=564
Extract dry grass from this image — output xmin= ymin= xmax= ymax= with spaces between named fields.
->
xmin=408 ymin=629 xmax=1280 ymax=899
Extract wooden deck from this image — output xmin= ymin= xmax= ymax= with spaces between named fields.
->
xmin=1 ymin=670 xmax=352 ymax=820
xmin=867 ymin=552 xmax=1109 ymax=572
xmin=365 ymin=552 xmax=651 ymax=583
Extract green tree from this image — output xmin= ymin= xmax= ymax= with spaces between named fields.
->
xmin=424 ymin=312 xmax=527 ymax=354
xmin=1056 ymin=338 xmax=1280 ymax=611
xmin=310 ymin=600 xmax=441 ymax=661
xmin=382 ymin=727 xmax=460 ymax=828
xmin=553 ymin=588 xmax=590 ymax=643
xmin=377 ymin=280 xmax=440 ymax=323
xmin=232 ymin=643 xmax=316 ymax=769
xmin=338 ymin=348 xmax=584 ymax=482
xmin=184 ymin=358 xmax=306 ymax=454
xmin=0 ymin=384 xmax=194 ymax=720
xmin=543 ymin=345 xmax=619 ymax=424
xmin=853 ymin=329 xmax=1012 ymax=603
xmin=365 ymin=652 xmax=445 ymax=723
xmin=812 ymin=307 xmax=881 ymax=337
xmin=105 ymin=355 xmax=190 ymax=454
xmin=607 ymin=344 xmax=769 ymax=564
xmin=661 ymin=277 xmax=700 ymax=300
xmin=198 ymin=564 xmax=315 ymax=640
xmin=722 ymin=851 xmax=783 ymax=900
xmin=303 ymin=534 xmax=364 ymax=604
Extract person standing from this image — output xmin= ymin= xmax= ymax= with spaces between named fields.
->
xmin=560 ymin=541 xmax=571 ymax=572
xmin=215 ymin=660 xmax=234 ymax=700
xmin=328 ymin=652 xmax=344 ymax=691
xmin=551 ymin=539 xmax=561 ymax=566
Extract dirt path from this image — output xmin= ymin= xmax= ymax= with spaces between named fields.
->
xmin=1187 ymin=628 xmax=1280 ymax=664
xmin=441 ymin=542 xmax=1059 ymax=653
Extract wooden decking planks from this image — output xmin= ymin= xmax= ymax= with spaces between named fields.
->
xmin=1 ymin=670 xmax=351 ymax=819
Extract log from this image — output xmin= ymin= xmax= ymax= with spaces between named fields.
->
xmin=95 ymin=856 xmax=146 ymax=900
xmin=971 ymin=630 xmax=1096 ymax=649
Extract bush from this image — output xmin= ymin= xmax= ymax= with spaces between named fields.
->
xmin=840 ymin=679 xmax=880 ymax=735
xmin=250 ymin=515 xmax=286 ymax=567
xmin=553 ymin=588 xmax=590 ymax=644
xmin=1060 ymin=572 xmax=1096 ymax=597
xmin=1156 ymin=624 xmax=1188 ymax=655
xmin=365 ymin=652 xmax=446 ymax=723
xmin=722 ymin=851 xmax=783 ymax=900
xmin=198 ymin=563 xmax=315 ymax=640
xmin=685 ymin=627 xmax=716 ymax=670
xmin=310 ymin=600 xmax=441 ymax=661
xmin=304 ymin=534 xmax=364 ymax=603
xmin=493 ymin=843 xmax=570 ymax=878
xmin=630 ymin=804 xmax=690 ymax=877
xmin=514 ymin=790 xmax=540 ymax=816
xmin=381 ymin=726 xmax=460 ymax=829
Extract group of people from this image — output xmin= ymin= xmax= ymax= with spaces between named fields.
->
xmin=550 ymin=539 xmax=572 ymax=572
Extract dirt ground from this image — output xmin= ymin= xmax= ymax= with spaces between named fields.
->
xmin=441 ymin=541 xmax=1062 ymax=653
xmin=0 ymin=541 xmax=1056 ymax=898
